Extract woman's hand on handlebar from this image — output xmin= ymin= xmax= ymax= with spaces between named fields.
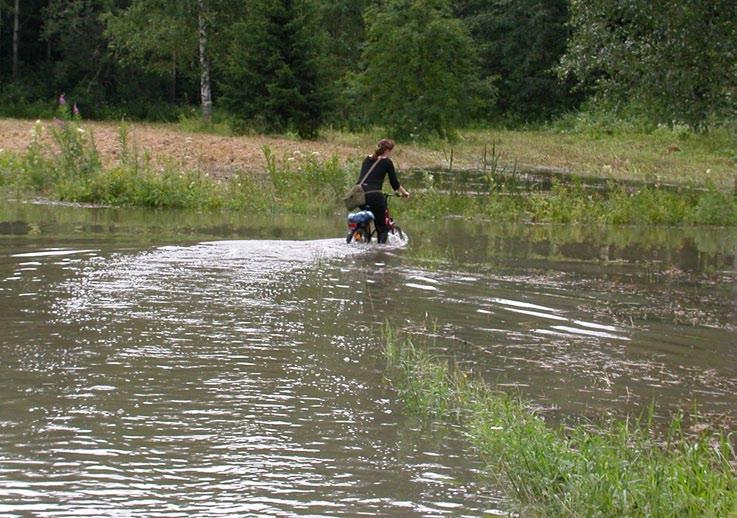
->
xmin=397 ymin=186 xmax=410 ymax=198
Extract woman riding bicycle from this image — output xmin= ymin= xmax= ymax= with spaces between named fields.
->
xmin=358 ymin=138 xmax=410 ymax=243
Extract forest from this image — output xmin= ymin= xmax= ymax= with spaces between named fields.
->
xmin=0 ymin=0 xmax=736 ymax=139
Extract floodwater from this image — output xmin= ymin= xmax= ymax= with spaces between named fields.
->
xmin=1 ymin=200 xmax=736 ymax=516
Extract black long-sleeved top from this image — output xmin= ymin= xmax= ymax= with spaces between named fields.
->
xmin=357 ymin=156 xmax=401 ymax=192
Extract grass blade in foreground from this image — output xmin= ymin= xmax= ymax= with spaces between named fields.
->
xmin=383 ymin=330 xmax=737 ymax=517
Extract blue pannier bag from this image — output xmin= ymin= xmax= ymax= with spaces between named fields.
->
xmin=347 ymin=211 xmax=375 ymax=224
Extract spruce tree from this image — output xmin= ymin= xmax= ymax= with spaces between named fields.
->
xmin=219 ymin=0 xmax=327 ymax=138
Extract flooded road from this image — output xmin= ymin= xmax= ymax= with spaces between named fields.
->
xmin=1 ymin=200 xmax=736 ymax=516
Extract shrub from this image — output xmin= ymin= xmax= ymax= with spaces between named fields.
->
xmin=358 ymin=0 xmax=493 ymax=141
xmin=687 ymin=187 xmax=737 ymax=226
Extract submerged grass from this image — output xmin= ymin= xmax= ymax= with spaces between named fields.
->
xmin=1 ymin=117 xmax=737 ymax=226
xmin=391 ymin=181 xmax=737 ymax=226
xmin=384 ymin=329 xmax=737 ymax=517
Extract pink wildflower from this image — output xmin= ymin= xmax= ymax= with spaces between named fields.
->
xmin=59 ymin=93 xmax=66 ymax=106
xmin=73 ymin=103 xmax=80 ymax=116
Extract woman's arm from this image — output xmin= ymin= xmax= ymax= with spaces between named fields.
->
xmin=387 ymin=160 xmax=410 ymax=197
xmin=387 ymin=160 xmax=401 ymax=191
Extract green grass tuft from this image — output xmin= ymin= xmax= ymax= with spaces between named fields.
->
xmin=384 ymin=331 xmax=737 ymax=517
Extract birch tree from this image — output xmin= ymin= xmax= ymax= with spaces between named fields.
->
xmin=197 ymin=0 xmax=212 ymax=122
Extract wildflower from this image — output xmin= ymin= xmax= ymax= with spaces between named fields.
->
xmin=59 ymin=93 xmax=66 ymax=106
xmin=73 ymin=104 xmax=80 ymax=117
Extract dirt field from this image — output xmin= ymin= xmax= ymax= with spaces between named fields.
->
xmin=1 ymin=118 xmax=733 ymax=186
xmin=0 ymin=118 xmax=451 ymax=179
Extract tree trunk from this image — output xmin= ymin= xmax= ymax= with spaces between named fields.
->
xmin=197 ymin=0 xmax=212 ymax=123
xmin=171 ymin=50 xmax=177 ymax=103
xmin=46 ymin=0 xmax=51 ymax=63
xmin=12 ymin=0 xmax=19 ymax=82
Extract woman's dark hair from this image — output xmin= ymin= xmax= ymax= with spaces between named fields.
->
xmin=371 ymin=138 xmax=395 ymax=160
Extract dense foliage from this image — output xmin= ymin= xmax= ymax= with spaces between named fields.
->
xmin=1 ymin=0 xmax=735 ymax=138
xmin=454 ymin=0 xmax=578 ymax=122
xmin=356 ymin=0 xmax=493 ymax=139
xmin=560 ymin=0 xmax=737 ymax=130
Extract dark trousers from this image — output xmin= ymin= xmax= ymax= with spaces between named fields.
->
xmin=364 ymin=192 xmax=388 ymax=243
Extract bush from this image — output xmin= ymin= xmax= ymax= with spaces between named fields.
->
xmin=687 ymin=187 xmax=737 ymax=226
xmin=0 ymin=83 xmax=57 ymax=120
xmin=358 ymin=0 xmax=494 ymax=141
xmin=50 ymin=119 xmax=102 ymax=182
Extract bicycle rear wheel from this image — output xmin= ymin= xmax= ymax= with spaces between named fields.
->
xmin=351 ymin=227 xmax=371 ymax=243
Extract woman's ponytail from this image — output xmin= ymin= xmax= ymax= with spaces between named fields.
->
xmin=371 ymin=138 xmax=395 ymax=160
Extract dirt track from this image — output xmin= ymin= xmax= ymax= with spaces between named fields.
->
xmin=0 ymin=119 xmax=449 ymax=180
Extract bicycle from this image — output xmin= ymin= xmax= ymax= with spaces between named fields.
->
xmin=346 ymin=193 xmax=404 ymax=244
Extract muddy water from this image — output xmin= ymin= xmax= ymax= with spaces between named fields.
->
xmin=1 ymin=200 xmax=736 ymax=516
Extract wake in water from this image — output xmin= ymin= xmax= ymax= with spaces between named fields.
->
xmin=345 ymin=230 xmax=409 ymax=249
xmin=5 ymin=235 xmax=498 ymax=517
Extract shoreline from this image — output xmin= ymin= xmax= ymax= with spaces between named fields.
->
xmin=2 ymin=115 xmax=736 ymax=226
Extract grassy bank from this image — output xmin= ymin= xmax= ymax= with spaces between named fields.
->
xmin=384 ymin=330 xmax=737 ymax=517
xmin=0 ymin=119 xmax=348 ymax=214
xmin=2 ymin=117 xmax=736 ymax=187
xmin=1 ymin=118 xmax=737 ymax=226
xmin=177 ymin=114 xmax=737 ymax=187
